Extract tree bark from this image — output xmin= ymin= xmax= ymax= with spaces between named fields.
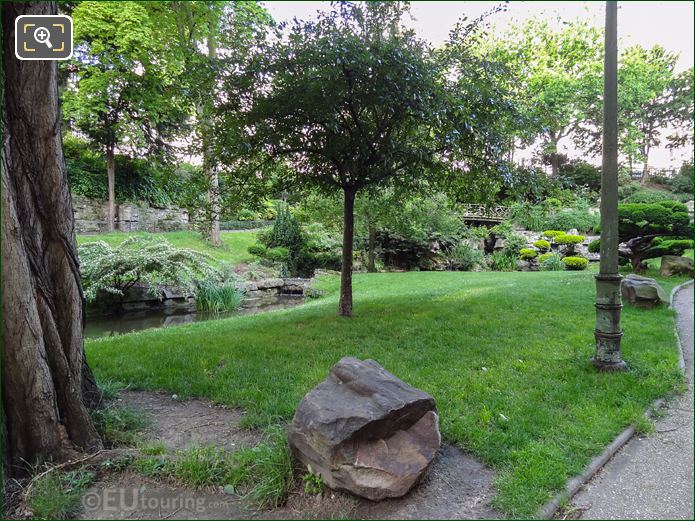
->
xmin=106 ymin=147 xmax=116 ymax=232
xmin=367 ymin=225 xmax=377 ymax=273
xmin=548 ymin=132 xmax=560 ymax=176
xmin=2 ymin=1 xmax=103 ymax=476
xmin=204 ymin=15 xmax=221 ymax=247
xmin=640 ymin=143 xmax=651 ymax=185
xmin=339 ymin=188 xmax=356 ymax=317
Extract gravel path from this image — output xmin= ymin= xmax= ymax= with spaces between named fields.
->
xmin=572 ymin=282 xmax=694 ymax=520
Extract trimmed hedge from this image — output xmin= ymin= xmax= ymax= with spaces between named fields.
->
xmin=555 ymin=234 xmax=585 ymax=245
xmin=519 ymin=248 xmax=538 ymax=260
xmin=562 ymin=256 xmax=589 ymax=270
xmin=533 ymin=239 xmax=551 ymax=251
xmin=543 ymin=230 xmax=565 ymax=240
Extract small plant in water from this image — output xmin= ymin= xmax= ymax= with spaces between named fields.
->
xmin=196 ymin=280 xmax=245 ymax=313
xmin=302 ymin=464 xmax=324 ymax=495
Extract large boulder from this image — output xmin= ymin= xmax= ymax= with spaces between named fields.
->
xmin=288 ymin=357 xmax=440 ymax=501
xmin=621 ymin=274 xmax=668 ymax=308
xmin=660 ymin=255 xmax=694 ymax=278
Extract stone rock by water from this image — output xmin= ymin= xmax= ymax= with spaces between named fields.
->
xmin=621 ymin=274 xmax=667 ymax=308
xmin=288 ymin=357 xmax=441 ymax=501
xmin=660 ymin=255 xmax=694 ymax=278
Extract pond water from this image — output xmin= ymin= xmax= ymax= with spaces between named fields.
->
xmin=85 ymin=294 xmax=305 ymax=339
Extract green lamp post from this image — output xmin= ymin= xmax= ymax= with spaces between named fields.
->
xmin=593 ymin=1 xmax=627 ymax=371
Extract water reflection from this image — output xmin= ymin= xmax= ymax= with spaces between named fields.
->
xmin=85 ymin=295 xmax=305 ymax=339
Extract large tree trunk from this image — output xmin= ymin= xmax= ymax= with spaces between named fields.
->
xmin=2 ymin=1 xmax=103 ymax=476
xmin=106 ymin=147 xmax=116 ymax=232
xmin=338 ymin=189 xmax=356 ymax=317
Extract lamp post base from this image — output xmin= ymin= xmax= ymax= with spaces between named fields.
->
xmin=591 ymin=357 xmax=628 ymax=372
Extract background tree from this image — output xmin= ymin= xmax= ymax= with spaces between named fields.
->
xmin=577 ymin=46 xmax=693 ymax=179
xmin=62 ymin=1 xmax=185 ymax=231
xmin=484 ymin=19 xmax=602 ymax=176
xmin=163 ymin=0 xmax=271 ymax=245
xmin=2 ymin=1 xmax=102 ymax=474
xmin=239 ymin=2 xmax=506 ymax=316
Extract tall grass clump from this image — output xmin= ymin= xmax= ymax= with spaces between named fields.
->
xmin=196 ymin=280 xmax=245 ymax=313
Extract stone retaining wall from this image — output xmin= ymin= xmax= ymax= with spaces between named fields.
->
xmin=73 ymin=195 xmax=189 ymax=234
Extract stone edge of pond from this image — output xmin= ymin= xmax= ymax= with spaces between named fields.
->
xmin=536 ymin=278 xmax=693 ymax=520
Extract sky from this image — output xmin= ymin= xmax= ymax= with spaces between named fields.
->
xmin=262 ymin=1 xmax=695 ymax=169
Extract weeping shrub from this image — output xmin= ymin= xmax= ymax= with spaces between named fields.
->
xmin=79 ymin=237 xmax=217 ymax=303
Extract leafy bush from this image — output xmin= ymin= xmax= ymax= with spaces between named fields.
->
xmin=560 ymin=160 xmax=601 ymax=192
xmin=562 ymin=256 xmax=589 ymax=270
xmin=622 ymin=187 xmax=679 ymax=204
xmin=672 ymin=161 xmax=694 ymax=194
xmin=542 ymin=207 xmax=598 ymax=233
xmin=79 ymin=237 xmax=217 ymax=303
xmin=533 ymin=239 xmax=551 ymax=251
xmin=444 ymin=240 xmax=485 ymax=271
xmin=248 ymin=244 xmax=268 ymax=257
xmin=266 ymin=247 xmax=290 ymax=263
xmin=196 ymin=280 xmax=245 ymax=313
xmin=539 ymin=253 xmax=565 ymax=271
xmin=511 ymin=199 xmax=598 ymax=233
xmin=543 ymin=230 xmax=565 ymax=240
xmin=588 ymin=239 xmax=601 ymax=253
xmin=519 ymin=248 xmax=538 ymax=260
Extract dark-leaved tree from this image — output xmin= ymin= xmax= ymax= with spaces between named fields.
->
xmin=235 ymin=2 xmax=506 ymax=316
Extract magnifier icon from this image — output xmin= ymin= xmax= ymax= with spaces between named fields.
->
xmin=33 ymin=26 xmax=52 ymax=49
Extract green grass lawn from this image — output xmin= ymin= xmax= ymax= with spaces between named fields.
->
xmin=77 ymin=230 xmax=259 ymax=266
xmin=86 ymin=269 xmax=690 ymax=517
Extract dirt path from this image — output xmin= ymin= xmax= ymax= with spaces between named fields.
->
xmin=571 ymin=282 xmax=694 ymax=520
xmin=80 ymin=391 xmax=500 ymax=519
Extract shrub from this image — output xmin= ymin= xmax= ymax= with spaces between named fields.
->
xmin=264 ymin=203 xmax=304 ymax=273
xmin=539 ymin=253 xmax=565 ymax=271
xmin=502 ymin=232 xmax=527 ymax=258
xmin=555 ymin=234 xmax=585 ymax=245
xmin=543 ymin=207 xmax=598 ymax=233
xmin=588 ymin=239 xmax=601 ymax=253
xmin=623 ymin=188 xmax=678 ymax=204
xmin=560 ymin=160 xmax=601 ymax=192
xmin=78 ymin=237 xmax=217 ymax=303
xmin=543 ymin=230 xmax=565 ymax=240
xmin=562 ymin=256 xmax=589 ymax=270
xmin=672 ymin=161 xmax=693 ymax=194
xmin=248 ymin=244 xmax=268 ymax=257
xmin=445 ymin=241 xmax=485 ymax=271
xmin=519 ymin=248 xmax=538 ymax=260
xmin=533 ymin=239 xmax=551 ymax=251
xmin=266 ymin=247 xmax=290 ymax=263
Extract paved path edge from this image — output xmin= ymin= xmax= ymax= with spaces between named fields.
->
xmin=536 ymin=279 xmax=694 ymax=520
